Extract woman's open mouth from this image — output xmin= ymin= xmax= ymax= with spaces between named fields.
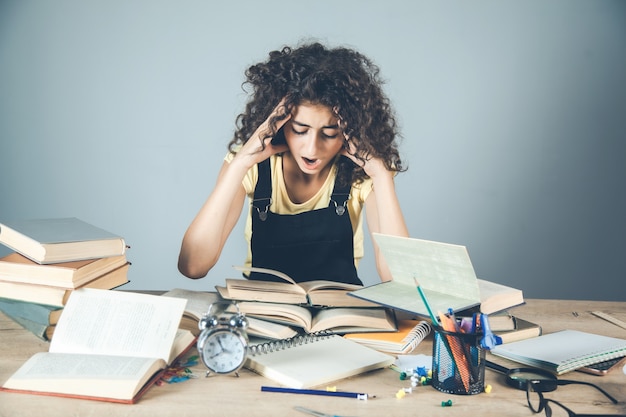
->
xmin=302 ymin=157 xmax=321 ymax=170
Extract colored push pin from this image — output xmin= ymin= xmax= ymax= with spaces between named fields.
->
xmin=484 ymin=384 xmax=492 ymax=394
xmin=415 ymin=366 xmax=428 ymax=377
xmin=441 ymin=399 xmax=453 ymax=407
xmin=395 ymin=389 xmax=406 ymax=399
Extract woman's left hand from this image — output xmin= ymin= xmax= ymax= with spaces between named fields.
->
xmin=340 ymin=134 xmax=392 ymax=180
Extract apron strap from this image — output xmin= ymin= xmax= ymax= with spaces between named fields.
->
xmin=329 ymin=162 xmax=351 ymax=216
xmin=252 ymin=159 xmax=272 ymax=221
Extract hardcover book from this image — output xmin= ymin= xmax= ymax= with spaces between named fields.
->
xmin=217 ymin=266 xmax=379 ymax=308
xmin=162 ymin=288 xmax=299 ymax=340
xmin=0 ymin=252 xmax=128 ymax=288
xmin=0 ymin=289 xmax=194 ymax=403
xmin=235 ymin=301 xmax=397 ymax=334
xmin=0 ymin=217 xmax=126 ymax=264
xmin=349 ymin=234 xmax=524 ymax=317
xmin=0 ymin=263 xmax=130 ymax=307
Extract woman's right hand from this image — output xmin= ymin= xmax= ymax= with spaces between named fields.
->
xmin=234 ymin=101 xmax=291 ymax=167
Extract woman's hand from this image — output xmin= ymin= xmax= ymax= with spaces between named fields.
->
xmin=233 ymin=101 xmax=291 ymax=168
xmin=338 ymin=123 xmax=393 ymax=180
xmin=341 ymin=138 xmax=392 ymax=179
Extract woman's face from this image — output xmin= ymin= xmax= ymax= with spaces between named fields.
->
xmin=283 ymin=102 xmax=344 ymax=175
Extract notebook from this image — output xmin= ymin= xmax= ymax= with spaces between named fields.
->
xmin=245 ymin=334 xmax=394 ymax=388
xmin=344 ymin=320 xmax=432 ymax=355
xmin=490 ymin=330 xmax=626 ymax=375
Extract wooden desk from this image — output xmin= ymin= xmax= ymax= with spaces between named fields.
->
xmin=1 ymin=299 xmax=625 ymax=417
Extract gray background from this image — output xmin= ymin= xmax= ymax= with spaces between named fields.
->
xmin=1 ymin=1 xmax=624 ymax=301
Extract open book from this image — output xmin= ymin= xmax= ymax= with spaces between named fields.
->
xmin=349 ymin=234 xmax=524 ymax=317
xmin=236 ymin=301 xmax=397 ymax=334
xmin=217 ymin=266 xmax=378 ymax=307
xmin=0 ymin=289 xmax=195 ymax=403
xmin=163 ymin=288 xmax=299 ymax=340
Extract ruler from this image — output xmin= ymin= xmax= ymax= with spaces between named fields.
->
xmin=590 ymin=311 xmax=626 ymax=331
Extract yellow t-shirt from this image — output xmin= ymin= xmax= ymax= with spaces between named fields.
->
xmin=225 ymin=153 xmax=373 ymax=269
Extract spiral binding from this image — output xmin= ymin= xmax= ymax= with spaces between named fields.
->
xmin=249 ymin=330 xmax=334 ymax=356
xmin=404 ymin=321 xmax=432 ymax=352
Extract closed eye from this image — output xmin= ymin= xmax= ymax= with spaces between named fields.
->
xmin=291 ymin=126 xmax=307 ymax=135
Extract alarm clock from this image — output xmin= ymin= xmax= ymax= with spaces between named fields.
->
xmin=197 ymin=301 xmax=249 ymax=377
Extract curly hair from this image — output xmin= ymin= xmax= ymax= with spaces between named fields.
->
xmin=228 ymin=42 xmax=404 ymax=186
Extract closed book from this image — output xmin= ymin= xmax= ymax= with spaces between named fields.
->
xmin=491 ymin=330 xmax=626 ymax=375
xmin=0 ymin=252 xmax=128 ymax=288
xmin=0 ymin=311 xmax=55 ymax=341
xmin=0 ymin=263 xmax=130 ymax=307
xmin=0 ymin=298 xmax=63 ymax=326
xmin=493 ymin=316 xmax=542 ymax=344
xmin=0 ymin=217 xmax=126 ymax=264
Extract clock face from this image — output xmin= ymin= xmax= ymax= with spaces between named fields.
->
xmin=200 ymin=329 xmax=247 ymax=374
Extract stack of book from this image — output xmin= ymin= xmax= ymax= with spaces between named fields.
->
xmin=0 ymin=217 xmax=130 ymax=340
xmin=214 ymin=266 xmax=398 ymax=338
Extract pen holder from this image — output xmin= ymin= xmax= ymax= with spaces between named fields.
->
xmin=431 ymin=326 xmax=486 ymax=395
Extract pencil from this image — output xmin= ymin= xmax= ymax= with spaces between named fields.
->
xmin=414 ymin=277 xmax=439 ymax=325
xmin=261 ymin=386 xmax=370 ymax=400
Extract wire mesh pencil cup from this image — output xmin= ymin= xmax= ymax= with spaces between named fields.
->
xmin=431 ymin=326 xmax=486 ymax=395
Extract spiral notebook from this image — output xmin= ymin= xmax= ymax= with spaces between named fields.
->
xmin=245 ymin=334 xmax=394 ymax=388
xmin=491 ymin=329 xmax=626 ymax=375
xmin=344 ymin=320 xmax=432 ymax=354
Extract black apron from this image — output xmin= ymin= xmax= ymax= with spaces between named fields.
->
xmin=250 ymin=158 xmax=362 ymax=285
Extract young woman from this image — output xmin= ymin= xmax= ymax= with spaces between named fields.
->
xmin=178 ymin=42 xmax=408 ymax=284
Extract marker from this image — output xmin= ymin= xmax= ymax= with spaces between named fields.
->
xmin=261 ymin=386 xmax=370 ymax=400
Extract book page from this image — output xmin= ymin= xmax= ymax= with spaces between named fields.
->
xmin=237 ymin=301 xmax=312 ymax=330
xmin=163 ymin=288 xmax=221 ymax=320
xmin=477 ymin=279 xmax=524 ymax=314
xmin=2 ymin=352 xmax=163 ymax=400
xmin=50 ymin=289 xmax=187 ymax=362
xmin=232 ymin=265 xmax=298 ymax=285
xmin=299 ymin=280 xmax=362 ymax=292
xmin=373 ymin=233 xmax=481 ymax=301
xmin=226 ymin=278 xmax=306 ymax=295
xmin=310 ymin=307 xmax=396 ymax=333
